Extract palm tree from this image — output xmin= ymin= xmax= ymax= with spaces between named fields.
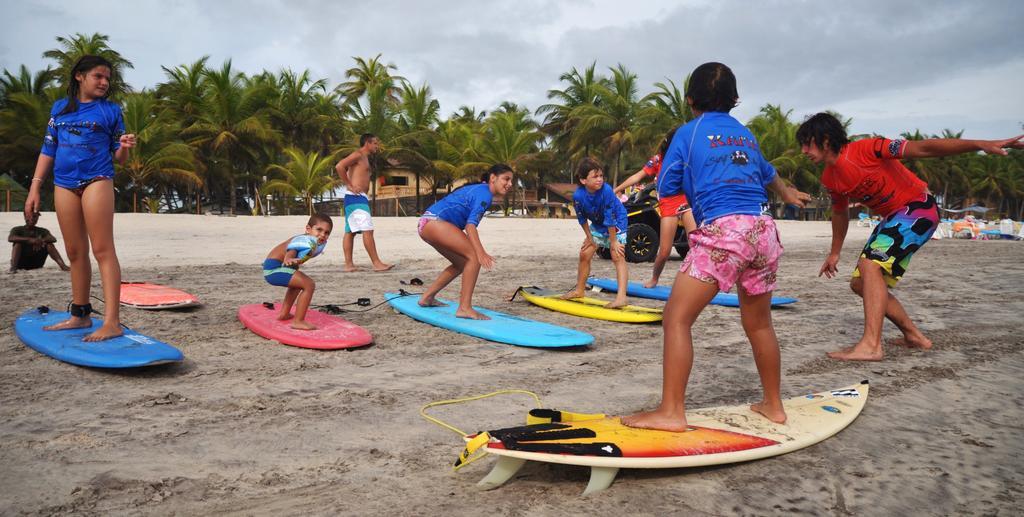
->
xmin=156 ymin=56 xmax=210 ymax=129
xmin=336 ymin=54 xmax=405 ymax=103
xmin=0 ymin=66 xmax=60 ymax=185
xmin=183 ymin=60 xmax=279 ymax=214
xmin=570 ymin=64 xmax=645 ymax=185
xmin=263 ymin=148 xmax=340 ymax=214
xmin=1 ymin=65 xmax=56 ymax=106
xmin=747 ymin=105 xmax=817 ymax=192
xmin=43 ymin=33 xmax=134 ymax=97
xmin=536 ymin=63 xmax=605 ymax=158
xmin=640 ymin=76 xmax=694 ymax=136
xmin=117 ymin=91 xmax=203 ymax=212
xmin=265 ymin=68 xmax=332 ymax=152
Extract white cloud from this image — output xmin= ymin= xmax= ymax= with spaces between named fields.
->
xmin=1 ymin=0 xmax=1020 ymax=137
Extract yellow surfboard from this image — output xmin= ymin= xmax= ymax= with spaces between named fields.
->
xmin=516 ymin=286 xmax=662 ymax=323
xmin=462 ymin=380 xmax=869 ymax=494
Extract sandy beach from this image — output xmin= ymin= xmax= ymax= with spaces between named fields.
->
xmin=1 ymin=212 xmax=1022 ymax=515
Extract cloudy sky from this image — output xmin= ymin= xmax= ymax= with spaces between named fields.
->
xmin=3 ymin=0 xmax=1022 ymax=138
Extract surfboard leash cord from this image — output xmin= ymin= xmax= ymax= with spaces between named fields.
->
xmin=309 ymin=289 xmax=420 ymax=314
xmin=420 ymin=389 xmax=543 ymax=471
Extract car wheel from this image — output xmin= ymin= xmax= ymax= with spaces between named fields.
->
xmin=627 ymin=223 xmax=657 ymax=263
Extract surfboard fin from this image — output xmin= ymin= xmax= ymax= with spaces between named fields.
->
xmin=475 ymin=456 xmax=526 ymax=491
xmin=527 ymin=408 xmax=606 ymax=425
xmin=582 ymin=466 xmax=620 ymax=496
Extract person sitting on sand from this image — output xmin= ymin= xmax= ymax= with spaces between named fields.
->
xmin=796 ymin=112 xmax=1024 ymax=361
xmin=622 ymin=62 xmax=810 ymax=432
xmin=262 ymin=213 xmax=333 ymax=330
xmin=334 ymin=133 xmax=394 ymax=273
xmin=8 ymin=211 xmax=70 ymax=274
xmin=563 ymin=157 xmax=630 ymax=309
xmin=416 ymin=164 xmax=514 ymax=320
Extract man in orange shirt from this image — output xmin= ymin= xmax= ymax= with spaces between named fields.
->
xmin=797 ymin=113 xmax=1022 ymax=361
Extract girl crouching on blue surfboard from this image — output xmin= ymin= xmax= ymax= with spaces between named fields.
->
xmin=416 ymin=164 xmax=514 ymax=320
xmin=263 ymin=213 xmax=333 ymax=330
xmin=23 ymin=55 xmax=136 ymax=342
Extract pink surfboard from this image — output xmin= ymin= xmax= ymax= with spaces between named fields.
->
xmin=237 ymin=303 xmax=373 ymax=350
xmin=121 ymin=282 xmax=201 ymax=309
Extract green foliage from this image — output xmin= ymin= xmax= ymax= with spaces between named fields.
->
xmin=1 ymin=33 xmax=1020 ymax=219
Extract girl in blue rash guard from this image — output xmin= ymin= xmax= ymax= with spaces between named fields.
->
xmin=416 ymin=164 xmax=514 ymax=320
xmin=23 ymin=55 xmax=137 ymax=342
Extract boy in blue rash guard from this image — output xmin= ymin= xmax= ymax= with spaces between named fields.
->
xmin=263 ymin=213 xmax=333 ymax=330
xmin=416 ymin=164 xmax=514 ymax=320
xmin=563 ymin=157 xmax=630 ymax=309
xmin=24 ymin=55 xmax=136 ymax=342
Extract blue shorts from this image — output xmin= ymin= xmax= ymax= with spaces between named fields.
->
xmin=591 ymin=230 xmax=627 ymax=248
xmin=263 ymin=258 xmax=296 ymax=287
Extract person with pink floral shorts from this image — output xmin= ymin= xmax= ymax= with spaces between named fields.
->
xmin=682 ymin=214 xmax=783 ymax=296
xmin=623 ymin=62 xmax=810 ymax=433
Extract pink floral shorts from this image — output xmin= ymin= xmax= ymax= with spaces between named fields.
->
xmin=681 ymin=214 xmax=783 ymax=295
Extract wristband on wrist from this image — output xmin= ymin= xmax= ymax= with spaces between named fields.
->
xmin=31 ymin=177 xmax=43 ymax=182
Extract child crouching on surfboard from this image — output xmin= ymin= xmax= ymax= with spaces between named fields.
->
xmin=622 ymin=62 xmax=810 ymax=432
xmin=263 ymin=213 xmax=333 ymax=330
xmin=563 ymin=157 xmax=630 ymax=309
xmin=416 ymin=164 xmax=514 ymax=320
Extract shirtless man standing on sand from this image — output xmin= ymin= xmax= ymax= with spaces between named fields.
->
xmin=334 ymin=133 xmax=393 ymax=272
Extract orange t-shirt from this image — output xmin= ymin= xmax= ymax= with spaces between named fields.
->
xmin=822 ymin=138 xmax=928 ymax=217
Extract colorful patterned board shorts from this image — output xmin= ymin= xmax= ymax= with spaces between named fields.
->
xmin=853 ymin=193 xmax=939 ymax=287
xmin=263 ymin=258 xmax=296 ymax=287
xmin=344 ymin=192 xmax=374 ymax=234
xmin=591 ymin=229 xmax=628 ymax=248
xmin=681 ymin=214 xmax=782 ymax=296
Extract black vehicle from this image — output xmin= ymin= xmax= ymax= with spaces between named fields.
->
xmin=598 ymin=183 xmax=689 ymax=262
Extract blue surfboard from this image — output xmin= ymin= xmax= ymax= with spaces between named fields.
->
xmin=14 ymin=308 xmax=184 ymax=368
xmin=585 ymin=278 xmax=798 ymax=307
xmin=385 ymin=292 xmax=593 ymax=348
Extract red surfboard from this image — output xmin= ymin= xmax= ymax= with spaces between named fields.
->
xmin=237 ymin=303 xmax=373 ymax=350
xmin=121 ymin=282 xmax=201 ymax=309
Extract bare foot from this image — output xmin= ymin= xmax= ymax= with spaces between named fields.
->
xmin=642 ymin=277 xmax=659 ymax=289
xmin=887 ymin=333 xmax=933 ymax=350
xmin=827 ymin=343 xmax=884 ymax=361
xmin=418 ymin=297 xmax=448 ymax=308
xmin=750 ymin=401 xmax=787 ymax=424
xmin=561 ymin=289 xmax=583 ymax=300
xmin=342 ymin=265 xmax=361 ymax=273
xmin=605 ymin=298 xmax=628 ymax=309
xmin=621 ymin=409 xmax=689 ymax=432
xmin=290 ymin=320 xmax=317 ymax=330
xmin=44 ymin=316 xmax=93 ymax=331
xmin=83 ymin=323 xmax=123 ymax=342
xmin=372 ymin=263 xmax=395 ymax=272
xmin=455 ymin=308 xmax=490 ymax=320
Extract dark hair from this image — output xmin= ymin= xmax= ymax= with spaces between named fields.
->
xmin=796 ymin=113 xmax=849 ymax=154
xmin=480 ymin=163 xmax=513 ymax=183
xmin=575 ymin=156 xmax=604 ymax=183
xmin=307 ymin=212 xmax=333 ymax=229
xmin=685 ymin=62 xmax=738 ymax=113
xmin=59 ymin=55 xmax=114 ymax=117
xmin=359 ymin=133 xmax=377 ymax=147
xmin=658 ymin=126 xmax=681 ymax=158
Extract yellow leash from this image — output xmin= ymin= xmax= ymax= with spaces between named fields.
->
xmin=420 ymin=389 xmax=543 ymax=470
